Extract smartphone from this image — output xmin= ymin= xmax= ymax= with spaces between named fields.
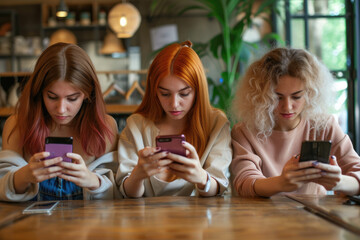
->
xmin=22 ymin=201 xmax=59 ymax=215
xmin=45 ymin=137 xmax=73 ymax=162
xmin=156 ymin=134 xmax=186 ymax=156
xmin=299 ymin=141 xmax=332 ymax=163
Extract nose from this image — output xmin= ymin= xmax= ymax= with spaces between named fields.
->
xmin=282 ymin=97 xmax=292 ymax=111
xmin=170 ymin=95 xmax=180 ymax=108
xmin=56 ymin=99 xmax=67 ymax=114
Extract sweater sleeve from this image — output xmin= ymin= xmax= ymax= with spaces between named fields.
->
xmin=84 ymin=151 xmax=121 ymax=200
xmin=116 ymin=115 xmax=146 ymax=198
xmin=200 ymin=118 xmax=232 ymax=195
xmin=0 ymin=150 xmax=38 ymax=202
xmin=230 ymin=124 xmax=266 ymax=197
xmin=325 ymin=117 xmax=360 ymax=184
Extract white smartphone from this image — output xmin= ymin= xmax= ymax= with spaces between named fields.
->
xmin=22 ymin=201 xmax=59 ymax=215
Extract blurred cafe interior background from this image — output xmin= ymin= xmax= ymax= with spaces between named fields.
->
xmin=0 ymin=0 xmax=359 ymax=153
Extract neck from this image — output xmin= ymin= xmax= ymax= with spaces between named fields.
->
xmin=274 ymin=117 xmax=302 ymax=132
xmin=157 ymin=116 xmax=186 ymax=135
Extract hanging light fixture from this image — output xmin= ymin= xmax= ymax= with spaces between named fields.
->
xmin=108 ymin=1 xmax=141 ymax=38
xmin=56 ymin=0 xmax=68 ymax=18
xmin=100 ymin=31 xmax=126 ymax=55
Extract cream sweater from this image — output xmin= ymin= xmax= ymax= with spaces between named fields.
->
xmin=0 ymin=150 xmax=120 ymax=201
xmin=116 ymin=111 xmax=232 ymax=197
xmin=231 ymin=116 xmax=360 ymax=197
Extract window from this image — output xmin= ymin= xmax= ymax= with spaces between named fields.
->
xmin=276 ymin=0 xmax=360 ymax=151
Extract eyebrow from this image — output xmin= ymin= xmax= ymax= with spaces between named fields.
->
xmin=158 ymin=86 xmax=191 ymax=91
xmin=276 ymin=90 xmax=304 ymax=96
xmin=47 ymin=91 xmax=81 ymax=97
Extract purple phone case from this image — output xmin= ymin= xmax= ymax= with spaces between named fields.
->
xmin=156 ymin=134 xmax=186 ymax=156
xmin=45 ymin=137 xmax=73 ymax=162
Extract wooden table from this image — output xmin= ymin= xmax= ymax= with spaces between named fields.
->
xmin=0 ymin=196 xmax=358 ymax=240
xmin=287 ymin=194 xmax=360 ymax=236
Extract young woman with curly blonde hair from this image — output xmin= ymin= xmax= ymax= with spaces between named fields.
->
xmin=231 ymin=47 xmax=360 ymax=197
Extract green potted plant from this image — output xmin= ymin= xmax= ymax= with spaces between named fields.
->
xmin=151 ymin=0 xmax=282 ymax=112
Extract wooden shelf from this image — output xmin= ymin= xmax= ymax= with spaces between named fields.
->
xmin=0 ymin=107 xmax=13 ymax=117
xmin=105 ymin=104 xmax=138 ymax=114
xmin=0 ymin=104 xmax=138 ymax=117
xmin=0 ymin=70 xmax=148 ymax=78
xmin=0 ymin=71 xmax=145 ymax=117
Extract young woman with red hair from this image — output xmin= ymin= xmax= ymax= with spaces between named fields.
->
xmin=0 ymin=43 xmax=118 ymax=201
xmin=116 ymin=41 xmax=232 ymax=198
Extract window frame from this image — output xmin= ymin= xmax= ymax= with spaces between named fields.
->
xmin=281 ymin=0 xmax=360 ymax=152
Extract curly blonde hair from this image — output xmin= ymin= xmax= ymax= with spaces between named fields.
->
xmin=231 ymin=47 xmax=334 ymax=138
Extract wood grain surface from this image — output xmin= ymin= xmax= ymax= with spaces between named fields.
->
xmin=0 ymin=196 xmax=358 ymax=240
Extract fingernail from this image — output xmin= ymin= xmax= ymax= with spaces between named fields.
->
xmin=156 ymin=147 xmax=161 ymax=151
xmin=331 ymin=155 xmax=336 ymax=159
xmin=312 ymin=161 xmax=319 ymax=167
xmin=295 ymin=154 xmax=300 ymax=159
xmin=182 ymin=141 xmax=185 ymax=144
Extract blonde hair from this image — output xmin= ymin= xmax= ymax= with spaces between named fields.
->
xmin=231 ymin=47 xmax=334 ymax=138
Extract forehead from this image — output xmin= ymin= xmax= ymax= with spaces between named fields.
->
xmin=275 ymin=75 xmax=304 ymax=94
xmin=45 ymin=80 xmax=80 ymax=94
xmin=158 ymin=75 xmax=189 ymax=90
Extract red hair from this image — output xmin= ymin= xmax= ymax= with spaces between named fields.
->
xmin=12 ymin=43 xmax=114 ymax=157
xmin=136 ymin=41 xmax=213 ymax=157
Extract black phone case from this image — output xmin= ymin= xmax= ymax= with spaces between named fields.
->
xmin=299 ymin=141 xmax=332 ymax=163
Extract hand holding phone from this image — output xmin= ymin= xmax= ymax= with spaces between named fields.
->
xmin=299 ymin=141 xmax=332 ymax=163
xmin=156 ymin=134 xmax=186 ymax=157
xmin=45 ymin=137 xmax=73 ymax=162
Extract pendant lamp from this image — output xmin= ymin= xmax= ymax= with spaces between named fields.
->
xmin=108 ymin=1 xmax=141 ymax=38
xmin=56 ymin=0 xmax=68 ymax=18
xmin=100 ymin=32 xmax=126 ymax=54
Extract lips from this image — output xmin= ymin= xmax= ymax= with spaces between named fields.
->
xmin=281 ymin=113 xmax=294 ymax=119
xmin=169 ymin=111 xmax=182 ymax=116
xmin=55 ymin=115 xmax=68 ymax=120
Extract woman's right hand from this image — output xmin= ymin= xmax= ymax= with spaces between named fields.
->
xmin=123 ymin=147 xmax=171 ymax=198
xmin=14 ymin=152 xmax=63 ymax=194
xmin=132 ymin=147 xmax=171 ymax=180
xmin=279 ymin=155 xmax=322 ymax=192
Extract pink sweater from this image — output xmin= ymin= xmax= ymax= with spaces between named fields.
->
xmin=231 ymin=116 xmax=360 ymax=197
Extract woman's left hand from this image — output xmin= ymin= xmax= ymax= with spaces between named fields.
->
xmin=311 ymin=156 xmax=342 ymax=191
xmin=57 ymin=153 xmax=100 ymax=190
xmin=166 ymin=141 xmax=208 ymax=187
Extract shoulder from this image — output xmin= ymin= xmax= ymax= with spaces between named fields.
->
xmin=323 ymin=114 xmax=346 ymax=137
xmin=231 ymin=122 xmax=248 ymax=135
xmin=231 ymin=121 xmax=256 ymax=144
xmin=2 ymin=115 xmax=23 ymax=155
xmin=3 ymin=115 xmax=17 ymax=131
xmin=120 ymin=113 xmax=153 ymax=138
xmin=126 ymin=113 xmax=148 ymax=123
xmin=209 ymin=109 xmax=229 ymax=127
xmin=2 ymin=115 xmax=18 ymax=140
xmin=125 ymin=113 xmax=153 ymax=129
xmin=104 ymin=114 xmax=118 ymax=134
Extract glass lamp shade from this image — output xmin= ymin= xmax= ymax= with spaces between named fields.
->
xmin=108 ymin=3 xmax=141 ymax=38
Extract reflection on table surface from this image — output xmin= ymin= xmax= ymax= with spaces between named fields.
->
xmin=286 ymin=194 xmax=360 ymax=235
xmin=0 ymin=196 xmax=359 ymax=240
